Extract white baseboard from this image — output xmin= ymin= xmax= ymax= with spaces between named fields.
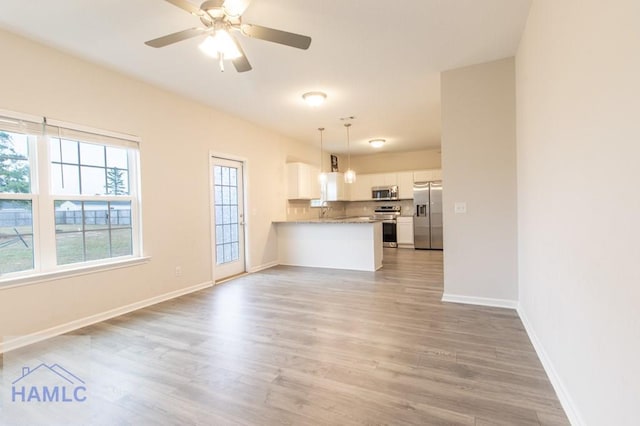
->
xmin=517 ymin=306 xmax=584 ymax=426
xmin=248 ymin=261 xmax=278 ymax=273
xmin=1 ymin=281 xmax=213 ymax=354
xmin=441 ymin=293 xmax=518 ymax=309
xmin=397 ymin=244 xmax=415 ymax=249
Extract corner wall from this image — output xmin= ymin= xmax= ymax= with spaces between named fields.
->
xmin=440 ymin=57 xmax=518 ymax=305
xmin=516 ymin=1 xmax=640 ymax=424
xmin=0 ymin=29 xmax=317 ymax=344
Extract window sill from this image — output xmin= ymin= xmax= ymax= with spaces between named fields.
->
xmin=0 ymin=256 xmax=151 ymax=290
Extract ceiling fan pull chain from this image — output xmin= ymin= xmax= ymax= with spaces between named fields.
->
xmin=219 ymin=52 xmax=225 ymax=72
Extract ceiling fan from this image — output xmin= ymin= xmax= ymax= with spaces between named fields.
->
xmin=145 ymin=0 xmax=312 ymax=72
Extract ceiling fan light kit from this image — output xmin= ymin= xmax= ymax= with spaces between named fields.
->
xmin=369 ymin=139 xmax=385 ymax=148
xmin=201 ymin=0 xmax=226 ymax=18
xmin=145 ymin=0 xmax=312 ymax=73
xmin=302 ymin=92 xmax=327 ymax=107
xmin=198 ymin=32 xmax=242 ymax=59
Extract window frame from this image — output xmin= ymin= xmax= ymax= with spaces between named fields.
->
xmin=0 ymin=110 xmax=143 ymax=283
xmin=0 ymin=111 xmax=41 ymax=278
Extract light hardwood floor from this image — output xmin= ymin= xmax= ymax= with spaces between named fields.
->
xmin=5 ymin=249 xmax=569 ymax=425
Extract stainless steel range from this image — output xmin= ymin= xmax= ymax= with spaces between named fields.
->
xmin=373 ymin=205 xmax=401 ymax=248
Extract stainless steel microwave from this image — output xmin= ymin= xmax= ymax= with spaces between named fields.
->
xmin=372 ymin=185 xmax=399 ymax=200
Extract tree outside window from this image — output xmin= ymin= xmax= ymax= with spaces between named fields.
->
xmin=106 ymin=167 xmax=126 ymax=195
xmin=0 ymin=131 xmax=30 ymax=194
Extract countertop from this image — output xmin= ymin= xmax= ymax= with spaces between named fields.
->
xmin=274 ymin=216 xmax=381 ymax=224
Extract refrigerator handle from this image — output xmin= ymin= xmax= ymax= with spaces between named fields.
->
xmin=416 ymin=205 xmax=420 ymax=217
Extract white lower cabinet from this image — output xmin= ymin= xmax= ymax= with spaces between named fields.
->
xmin=396 ymin=216 xmax=414 ymax=247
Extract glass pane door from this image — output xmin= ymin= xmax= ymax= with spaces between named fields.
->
xmin=211 ymin=157 xmax=245 ymax=280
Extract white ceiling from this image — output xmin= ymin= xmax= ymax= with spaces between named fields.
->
xmin=0 ymin=0 xmax=531 ymax=155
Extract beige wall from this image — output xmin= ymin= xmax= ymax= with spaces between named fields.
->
xmin=516 ymin=1 xmax=640 ymax=424
xmin=0 ymin=29 xmax=318 ymax=342
xmin=440 ymin=57 xmax=518 ymax=304
xmin=347 ymin=149 xmax=441 ymax=174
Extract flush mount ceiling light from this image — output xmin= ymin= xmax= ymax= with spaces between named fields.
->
xmin=369 ymin=139 xmax=386 ymax=148
xmin=302 ymin=92 xmax=327 ymax=107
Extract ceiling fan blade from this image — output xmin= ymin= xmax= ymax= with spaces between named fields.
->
xmin=230 ymin=36 xmax=252 ymax=72
xmin=232 ymin=54 xmax=252 ymax=73
xmin=145 ymin=28 xmax=206 ymax=48
xmin=241 ymin=24 xmax=311 ymax=50
xmin=163 ymin=0 xmax=204 ymax=16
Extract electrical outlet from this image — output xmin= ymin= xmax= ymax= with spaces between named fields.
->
xmin=175 ymin=266 xmax=182 ymax=277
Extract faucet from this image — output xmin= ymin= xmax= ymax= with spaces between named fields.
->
xmin=319 ymin=205 xmax=332 ymax=218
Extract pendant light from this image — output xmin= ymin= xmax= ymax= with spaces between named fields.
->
xmin=344 ymin=123 xmax=356 ymax=183
xmin=318 ymin=127 xmax=327 ymax=185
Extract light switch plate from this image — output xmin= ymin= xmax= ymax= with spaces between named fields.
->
xmin=454 ymin=202 xmax=467 ymax=214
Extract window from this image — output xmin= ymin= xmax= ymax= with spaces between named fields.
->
xmin=0 ymin=115 xmax=38 ymax=275
xmin=49 ymin=138 xmax=130 ymax=196
xmin=0 ymin=110 xmax=141 ymax=280
xmin=54 ymin=200 xmax=133 ymax=265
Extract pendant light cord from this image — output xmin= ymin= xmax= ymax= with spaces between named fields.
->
xmin=345 ymin=123 xmax=352 ymax=170
xmin=319 ymin=127 xmax=325 ymax=172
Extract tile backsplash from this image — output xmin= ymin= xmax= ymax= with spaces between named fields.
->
xmin=286 ymin=200 xmax=346 ymax=220
xmin=345 ymin=200 xmax=414 ymax=217
xmin=286 ymin=200 xmax=414 ymax=221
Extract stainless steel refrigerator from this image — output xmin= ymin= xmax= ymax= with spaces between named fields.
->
xmin=413 ymin=181 xmax=443 ymax=250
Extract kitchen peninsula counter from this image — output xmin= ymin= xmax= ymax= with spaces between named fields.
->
xmin=274 ymin=218 xmax=383 ymax=271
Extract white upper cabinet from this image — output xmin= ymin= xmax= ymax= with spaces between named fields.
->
xmin=310 ymin=165 xmax=321 ymax=199
xmin=287 ymin=162 xmax=321 ymax=200
xmin=347 ymin=170 xmax=442 ymax=201
xmin=369 ymin=173 xmax=384 ymax=188
xmin=413 ymin=169 xmax=442 ymax=182
xmin=324 ymin=172 xmax=347 ymax=201
xmin=384 ymin=173 xmax=397 ymax=186
xmin=370 ymin=173 xmax=397 ymax=187
xmin=302 ymin=168 xmax=442 ymax=202
xmin=397 ymin=171 xmax=414 ymax=199
xmin=349 ymin=173 xmax=372 ymax=201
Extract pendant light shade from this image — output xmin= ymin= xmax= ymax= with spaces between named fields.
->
xmin=344 ymin=169 xmax=356 ymax=184
xmin=343 ymin=123 xmax=356 ymax=184
xmin=198 ymin=31 xmax=242 ymax=59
